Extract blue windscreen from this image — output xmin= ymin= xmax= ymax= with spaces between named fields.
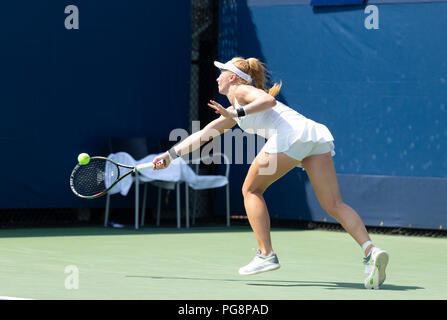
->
xmin=217 ymin=1 xmax=447 ymax=229
xmin=310 ymin=0 xmax=365 ymax=5
xmin=0 ymin=1 xmax=191 ymax=208
xmin=227 ymin=2 xmax=447 ymax=178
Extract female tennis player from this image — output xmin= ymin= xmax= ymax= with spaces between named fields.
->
xmin=152 ymin=57 xmax=389 ymax=289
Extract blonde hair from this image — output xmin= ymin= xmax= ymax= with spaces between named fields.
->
xmin=230 ymin=57 xmax=282 ymax=97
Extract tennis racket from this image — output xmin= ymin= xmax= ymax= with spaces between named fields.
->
xmin=70 ymin=156 xmax=166 ymax=199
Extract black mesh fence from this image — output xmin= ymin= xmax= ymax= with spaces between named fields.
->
xmin=188 ymin=0 xmax=221 ymax=223
xmin=230 ymin=217 xmax=447 ymax=238
xmin=0 ymin=208 xmax=102 ymax=229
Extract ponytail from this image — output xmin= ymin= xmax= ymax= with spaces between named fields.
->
xmin=268 ymin=81 xmax=282 ymax=98
xmin=231 ymin=57 xmax=282 ymax=97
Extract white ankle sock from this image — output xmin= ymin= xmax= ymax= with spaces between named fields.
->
xmin=361 ymin=240 xmax=373 ymax=253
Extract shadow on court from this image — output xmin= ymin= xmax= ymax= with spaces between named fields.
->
xmin=126 ymin=275 xmax=423 ymax=292
xmin=246 ymin=282 xmax=423 ymax=291
xmin=0 ymin=225 xmax=311 ymax=238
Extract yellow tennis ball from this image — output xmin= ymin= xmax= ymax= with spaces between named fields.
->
xmin=77 ymin=153 xmax=90 ymax=165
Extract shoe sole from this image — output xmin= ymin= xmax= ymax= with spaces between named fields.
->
xmin=365 ymin=250 xmax=389 ymax=289
xmin=376 ymin=251 xmax=389 ymax=286
xmin=239 ymin=264 xmax=280 ymax=275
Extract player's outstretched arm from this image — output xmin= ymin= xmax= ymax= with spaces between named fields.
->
xmin=208 ymin=86 xmax=276 ymax=118
xmin=152 ymin=114 xmax=236 ymax=169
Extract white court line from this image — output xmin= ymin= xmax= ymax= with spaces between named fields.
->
xmin=0 ymin=296 xmax=33 ymax=300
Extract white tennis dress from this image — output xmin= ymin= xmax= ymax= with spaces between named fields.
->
xmin=233 ymin=99 xmax=335 ymax=167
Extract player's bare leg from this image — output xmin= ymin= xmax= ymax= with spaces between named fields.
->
xmin=302 ymin=152 xmax=389 ymax=289
xmin=301 ymin=152 xmax=373 ymax=254
xmin=238 ymin=152 xmax=299 ymax=275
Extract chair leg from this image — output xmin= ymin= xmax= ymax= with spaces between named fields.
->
xmin=156 ymin=187 xmax=161 ymax=227
xmin=135 ymin=174 xmax=139 ymax=230
xmin=192 ymin=189 xmax=197 ymax=226
xmin=104 ymin=193 xmax=111 ymax=227
xmin=176 ymin=183 xmax=181 ymax=229
xmin=185 ymin=183 xmax=189 ymax=229
xmin=141 ymin=183 xmax=148 ymax=227
xmin=226 ymin=184 xmax=230 ymax=227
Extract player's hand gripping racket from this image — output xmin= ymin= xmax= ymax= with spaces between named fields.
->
xmin=70 ymin=156 xmax=166 ymax=199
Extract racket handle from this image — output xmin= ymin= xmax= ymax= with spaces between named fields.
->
xmin=135 ymin=159 xmax=166 ymax=172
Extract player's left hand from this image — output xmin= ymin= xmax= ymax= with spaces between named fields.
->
xmin=208 ymin=100 xmax=237 ymax=119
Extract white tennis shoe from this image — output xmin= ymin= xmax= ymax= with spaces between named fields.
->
xmin=363 ymin=246 xmax=389 ymax=289
xmin=238 ymin=249 xmax=281 ymax=275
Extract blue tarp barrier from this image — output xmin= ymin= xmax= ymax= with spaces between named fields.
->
xmin=217 ymin=0 xmax=447 ymax=230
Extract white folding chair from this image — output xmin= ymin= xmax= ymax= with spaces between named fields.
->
xmin=188 ymin=152 xmax=231 ymax=227
xmin=141 ymin=180 xmax=186 ymax=229
xmin=104 ymin=137 xmax=152 ymax=230
xmin=104 ymin=167 xmax=147 ymax=230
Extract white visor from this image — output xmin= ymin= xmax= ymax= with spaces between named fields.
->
xmin=214 ymin=61 xmax=252 ymax=83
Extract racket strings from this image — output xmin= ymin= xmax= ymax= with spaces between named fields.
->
xmin=72 ymin=158 xmax=119 ymax=197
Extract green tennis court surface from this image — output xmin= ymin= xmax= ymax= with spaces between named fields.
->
xmin=1 ymin=226 xmax=446 ymax=300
